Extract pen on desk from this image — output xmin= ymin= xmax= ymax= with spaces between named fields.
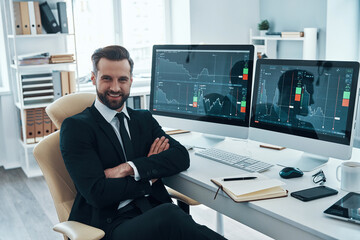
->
xmin=223 ymin=177 xmax=257 ymax=181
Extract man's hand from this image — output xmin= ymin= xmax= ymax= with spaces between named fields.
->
xmin=104 ymin=162 xmax=134 ymax=178
xmin=147 ymin=136 xmax=169 ymax=157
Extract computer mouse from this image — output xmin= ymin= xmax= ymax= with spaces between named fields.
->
xmin=279 ymin=167 xmax=304 ymax=179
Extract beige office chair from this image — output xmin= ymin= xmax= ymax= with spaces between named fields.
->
xmin=33 ymin=93 xmax=199 ymax=240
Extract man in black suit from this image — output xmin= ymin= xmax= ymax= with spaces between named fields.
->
xmin=60 ymin=45 xmax=226 ymax=240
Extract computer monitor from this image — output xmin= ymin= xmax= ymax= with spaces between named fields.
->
xmin=149 ymin=44 xmax=254 ymax=147
xmin=250 ymin=59 xmax=360 ymax=171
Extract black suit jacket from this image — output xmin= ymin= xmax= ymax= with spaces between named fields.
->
xmin=60 ymin=104 xmax=190 ymax=235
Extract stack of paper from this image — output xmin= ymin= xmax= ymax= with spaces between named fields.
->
xmin=50 ymin=54 xmax=75 ymax=64
xmin=16 ymin=52 xmax=50 ymax=65
xmin=281 ymin=31 xmax=304 ymax=38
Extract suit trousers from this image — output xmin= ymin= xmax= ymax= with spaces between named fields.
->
xmin=110 ymin=203 xmax=226 ymax=240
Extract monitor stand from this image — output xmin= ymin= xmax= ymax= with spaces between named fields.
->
xmin=278 ymin=152 xmax=329 ymax=172
xmin=181 ymin=133 xmax=225 ymax=149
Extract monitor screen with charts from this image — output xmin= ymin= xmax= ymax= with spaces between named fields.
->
xmin=149 ymin=45 xmax=254 ymax=146
xmin=250 ymin=59 xmax=359 ymax=171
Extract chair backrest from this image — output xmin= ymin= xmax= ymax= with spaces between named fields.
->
xmin=33 ymin=93 xmax=96 ymax=223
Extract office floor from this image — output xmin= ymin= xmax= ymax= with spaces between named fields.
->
xmin=0 ymin=167 xmax=272 ymax=240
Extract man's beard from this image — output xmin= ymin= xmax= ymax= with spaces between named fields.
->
xmin=97 ymin=89 xmax=129 ymax=110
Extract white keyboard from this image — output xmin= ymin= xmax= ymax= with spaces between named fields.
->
xmin=195 ymin=148 xmax=273 ymax=172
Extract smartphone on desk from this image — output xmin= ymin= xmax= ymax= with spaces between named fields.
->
xmin=291 ymin=186 xmax=338 ymax=202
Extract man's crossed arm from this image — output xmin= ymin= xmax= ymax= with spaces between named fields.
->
xmin=104 ymin=136 xmax=170 ymax=182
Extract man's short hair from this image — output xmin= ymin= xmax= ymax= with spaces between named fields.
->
xmin=91 ymin=45 xmax=134 ymax=76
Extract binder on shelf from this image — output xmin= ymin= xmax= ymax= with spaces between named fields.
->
xmin=39 ymin=1 xmax=60 ymax=33
xmin=34 ymin=108 xmax=44 ymax=142
xmin=57 ymin=2 xmax=68 ymax=33
xmin=33 ymin=1 xmax=42 ymax=34
xmin=25 ymin=109 xmax=35 ymax=144
xmin=28 ymin=1 xmax=37 ymax=35
xmin=68 ymin=71 xmax=76 ymax=93
xmin=13 ymin=2 xmax=22 ymax=35
xmin=51 ymin=121 xmax=58 ymax=133
xmin=60 ymin=71 xmax=70 ymax=96
xmin=52 ymin=70 xmax=62 ymax=100
xmin=43 ymin=108 xmax=52 ymax=137
xmin=19 ymin=2 xmax=31 ymax=35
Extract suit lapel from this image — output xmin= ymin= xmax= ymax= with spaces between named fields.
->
xmin=127 ymin=108 xmax=141 ymax=157
xmin=89 ymin=105 xmax=126 ymax=163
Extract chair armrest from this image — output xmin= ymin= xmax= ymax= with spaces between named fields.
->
xmin=53 ymin=221 xmax=105 ymax=240
xmin=166 ymin=187 xmax=200 ymax=206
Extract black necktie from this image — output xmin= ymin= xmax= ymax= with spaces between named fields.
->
xmin=116 ymin=112 xmax=134 ymax=161
xmin=116 ymin=112 xmax=152 ymax=213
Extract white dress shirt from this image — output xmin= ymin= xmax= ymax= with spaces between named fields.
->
xmin=94 ymin=98 xmax=148 ymax=209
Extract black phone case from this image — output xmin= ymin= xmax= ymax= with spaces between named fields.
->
xmin=291 ymin=186 xmax=338 ymax=202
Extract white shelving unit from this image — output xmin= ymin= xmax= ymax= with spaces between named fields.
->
xmin=249 ymin=29 xmax=317 ymax=59
xmin=2 ymin=0 xmax=78 ymax=177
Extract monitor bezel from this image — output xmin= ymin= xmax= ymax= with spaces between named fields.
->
xmin=250 ymin=59 xmax=360 ymax=146
xmin=149 ymin=44 xmax=255 ymax=128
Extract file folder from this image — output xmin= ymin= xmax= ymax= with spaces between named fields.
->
xmin=19 ymin=2 xmax=31 ymax=35
xmin=13 ymin=2 xmax=22 ymax=35
xmin=43 ymin=108 xmax=52 ymax=137
xmin=25 ymin=109 xmax=35 ymax=143
xmin=51 ymin=121 xmax=58 ymax=133
xmin=34 ymin=108 xmax=44 ymax=142
xmin=52 ymin=70 xmax=62 ymax=100
xmin=33 ymin=2 xmax=42 ymax=34
xmin=68 ymin=71 xmax=76 ymax=93
xmin=28 ymin=1 xmax=37 ymax=35
xmin=40 ymin=1 xmax=60 ymax=33
xmin=60 ymin=71 xmax=70 ymax=96
xmin=57 ymin=2 xmax=68 ymax=33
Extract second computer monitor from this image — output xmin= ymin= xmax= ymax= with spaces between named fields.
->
xmin=150 ymin=44 xmax=254 ymax=140
xmin=250 ymin=59 xmax=360 ymax=170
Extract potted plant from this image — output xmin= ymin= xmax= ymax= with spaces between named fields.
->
xmin=258 ymin=20 xmax=270 ymax=36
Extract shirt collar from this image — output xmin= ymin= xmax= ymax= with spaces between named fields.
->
xmin=94 ymin=97 xmax=130 ymax=124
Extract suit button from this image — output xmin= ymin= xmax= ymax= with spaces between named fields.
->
xmin=106 ymin=218 xmax=112 ymax=224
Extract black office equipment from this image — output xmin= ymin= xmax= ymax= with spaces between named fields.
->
xmin=57 ymin=2 xmax=68 ymax=33
xmin=39 ymin=1 xmax=60 ymax=33
xmin=291 ymin=186 xmax=338 ymax=202
xmin=149 ymin=44 xmax=254 ymax=143
xmin=250 ymin=59 xmax=360 ymax=171
xmin=279 ymin=167 xmax=303 ymax=179
xmin=324 ymin=192 xmax=360 ymax=224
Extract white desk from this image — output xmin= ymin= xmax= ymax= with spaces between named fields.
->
xmin=164 ymin=132 xmax=360 ymax=240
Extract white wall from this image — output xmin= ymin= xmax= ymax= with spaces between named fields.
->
xmin=169 ymin=0 xmax=191 ymax=43
xmin=189 ymin=0 xmax=260 ymax=44
xmin=326 ymin=0 xmax=359 ymax=61
xmin=259 ymin=0 xmax=327 ymax=60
